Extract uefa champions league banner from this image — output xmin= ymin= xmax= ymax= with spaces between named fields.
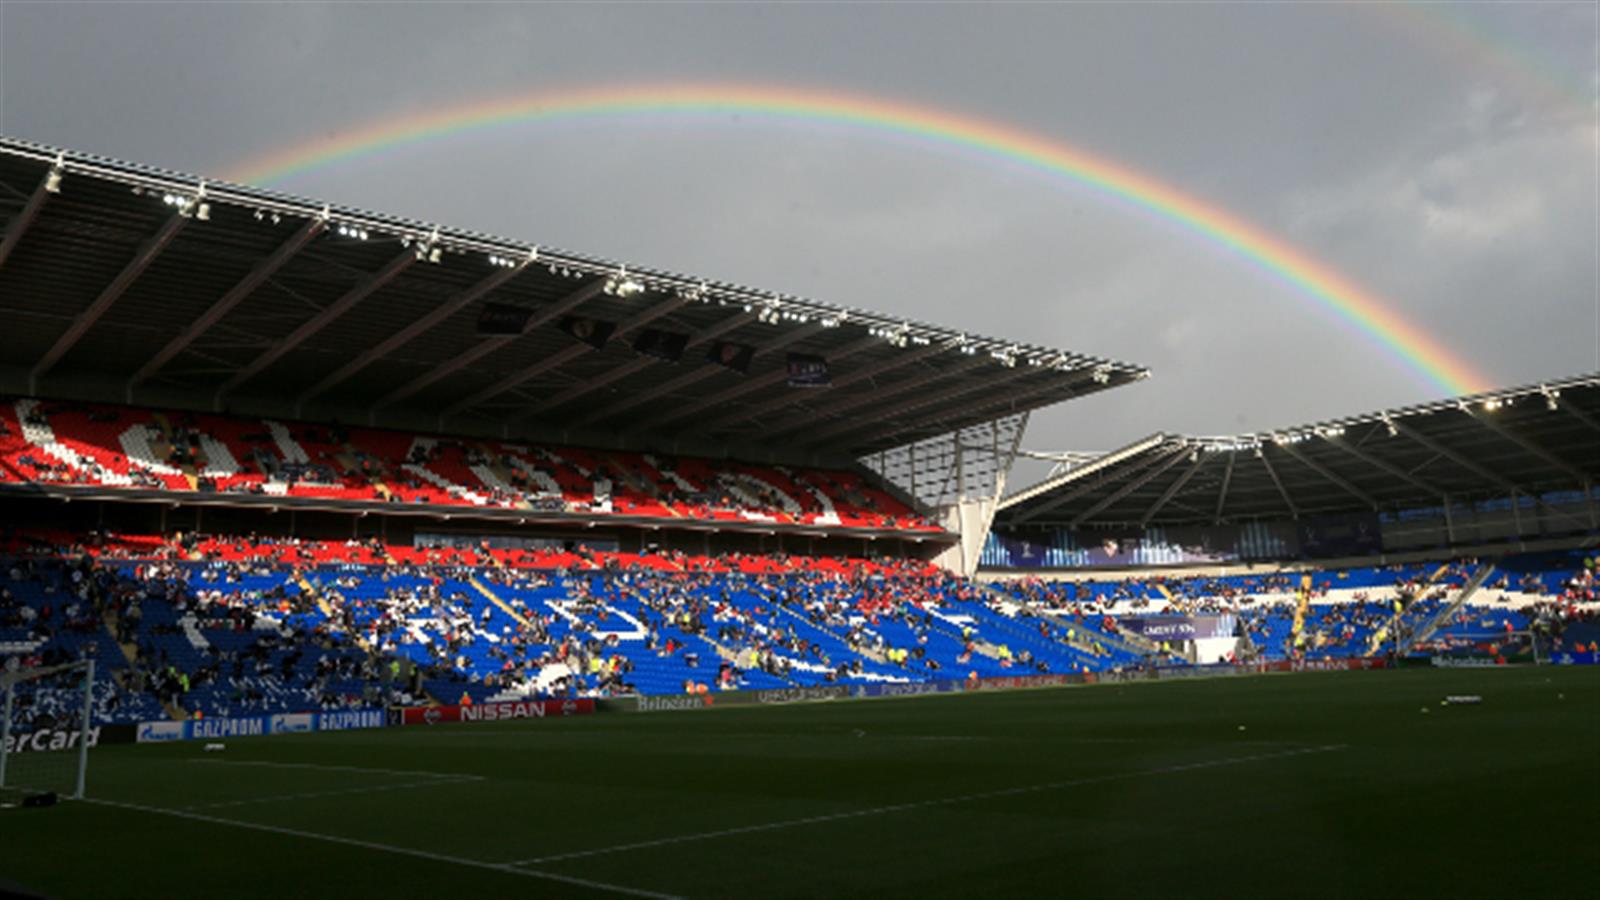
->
xmin=135 ymin=709 xmax=386 ymax=743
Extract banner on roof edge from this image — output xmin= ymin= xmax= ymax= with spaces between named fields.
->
xmin=476 ymin=303 xmax=533 ymax=336
xmin=708 ymin=341 xmax=755 ymax=374
xmin=633 ymin=328 xmax=689 ymax=363
xmin=1297 ymin=512 xmax=1382 ymax=559
xmin=558 ymin=316 xmax=616 ymax=349
xmin=785 ymin=353 xmax=830 ymax=388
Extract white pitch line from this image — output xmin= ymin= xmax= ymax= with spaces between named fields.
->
xmin=80 ymin=797 xmax=682 ymax=900
xmin=184 ymin=776 xmax=481 ymax=811
xmin=509 ymin=743 xmax=1347 ymax=866
xmin=188 ymin=758 xmax=481 ymax=780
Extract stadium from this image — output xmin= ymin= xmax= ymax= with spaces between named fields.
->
xmin=0 ymin=129 xmax=1596 ymax=900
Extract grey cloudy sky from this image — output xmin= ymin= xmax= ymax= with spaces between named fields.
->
xmin=1 ymin=2 xmax=1595 ymax=482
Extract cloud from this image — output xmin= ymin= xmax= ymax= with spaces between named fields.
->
xmin=0 ymin=2 xmax=1592 ymax=469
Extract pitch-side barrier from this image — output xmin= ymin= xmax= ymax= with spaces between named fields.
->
xmin=123 ymin=658 xmax=1411 ymax=740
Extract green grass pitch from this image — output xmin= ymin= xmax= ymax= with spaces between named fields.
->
xmin=5 ymin=666 xmax=1598 ymax=899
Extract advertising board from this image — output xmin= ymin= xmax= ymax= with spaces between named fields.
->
xmin=134 ymin=710 xmax=387 ymax=743
xmin=395 ymin=699 xmax=595 ymax=726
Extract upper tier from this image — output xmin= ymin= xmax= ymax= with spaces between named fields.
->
xmin=0 ymin=397 xmax=941 ymax=535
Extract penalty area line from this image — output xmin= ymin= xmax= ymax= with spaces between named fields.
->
xmin=183 ymin=775 xmax=482 ymax=811
xmin=79 ymin=797 xmax=682 ymax=900
xmin=510 ymin=743 xmax=1348 ymax=866
xmin=188 ymin=758 xmax=483 ymax=780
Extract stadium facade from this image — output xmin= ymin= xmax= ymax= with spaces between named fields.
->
xmin=0 ymin=136 xmax=1148 ymax=576
xmin=985 ymin=373 xmax=1600 ymax=572
xmin=0 ymin=137 xmax=1594 ymax=747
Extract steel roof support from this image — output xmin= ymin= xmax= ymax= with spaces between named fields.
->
xmin=373 ymin=278 xmax=605 ymax=411
xmin=446 ymin=295 xmax=686 ymax=418
xmin=695 ymin=339 xmax=954 ymax=432
xmin=0 ymin=167 xmax=56 ymax=275
xmin=1324 ymin=435 xmax=1447 ymax=502
xmin=296 ymin=261 xmax=529 ymax=406
xmin=521 ymin=309 xmax=755 ymax=417
xmin=638 ymin=331 xmax=881 ymax=433
xmin=1559 ymin=399 xmax=1600 ymax=436
xmin=1141 ymin=452 xmax=1209 ymax=527
xmin=817 ymin=371 xmax=1094 ymax=453
xmin=795 ymin=362 xmax=1037 ymax=446
xmin=1009 ymin=442 xmax=1176 ymax=525
xmin=762 ymin=353 xmax=993 ymax=443
xmin=1275 ymin=442 xmax=1379 ymax=508
xmin=33 ymin=210 xmax=189 ymax=384
xmin=1400 ymin=422 xmax=1534 ymax=492
xmin=216 ymin=248 xmax=414 ymax=401
xmin=130 ymin=216 xmax=325 ymax=393
xmin=589 ymin=323 xmax=829 ymax=431
xmin=1071 ymin=446 xmax=1191 ymax=527
xmin=1256 ymin=447 xmax=1300 ymax=519
xmin=1396 ymin=423 xmax=1589 ymax=528
xmin=1213 ymin=452 xmax=1235 ymax=524
xmin=1466 ymin=410 xmax=1588 ymax=483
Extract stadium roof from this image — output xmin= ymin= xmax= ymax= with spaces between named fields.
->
xmin=0 ymin=137 xmax=1148 ymax=465
xmin=995 ymin=372 xmax=1600 ymax=529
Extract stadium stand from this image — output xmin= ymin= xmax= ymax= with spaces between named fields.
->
xmin=1 ymin=137 xmax=1597 ymax=746
xmin=1 ymin=529 xmax=1140 ymax=719
xmin=5 ymin=523 xmax=1596 ymax=729
xmin=0 ymin=397 xmax=937 ymax=533
xmin=988 ymin=553 xmax=1597 ymax=663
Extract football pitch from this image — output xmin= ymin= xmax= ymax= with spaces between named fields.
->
xmin=5 ymin=666 xmax=1598 ymax=899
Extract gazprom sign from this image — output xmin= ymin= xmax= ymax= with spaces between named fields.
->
xmin=135 ymin=710 xmax=386 ymax=743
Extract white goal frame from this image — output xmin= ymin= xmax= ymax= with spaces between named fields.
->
xmin=0 ymin=658 xmax=95 ymax=800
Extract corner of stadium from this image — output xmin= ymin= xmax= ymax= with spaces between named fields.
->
xmin=1 ymin=137 xmax=1596 ymax=899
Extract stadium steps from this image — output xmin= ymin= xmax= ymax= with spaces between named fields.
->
xmin=295 ymin=575 xmax=376 ymax=654
xmin=1000 ymin=594 xmax=1150 ymax=659
xmin=100 ymin=609 xmax=140 ymax=668
xmin=1291 ymin=576 xmax=1312 ymax=652
xmin=1365 ymin=563 xmax=1455 ymax=656
xmin=100 ymin=607 xmax=188 ymax=721
xmin=774 ymin=602 xmax=891 ymax=665
xmin=1364 ymin=612 xmax=1399 ymax=658
xmin=466 ymin=577 xmax=533 ymax=629
xmin=1401 ymin=564 xmax=1496 ymax=654
xmin=149 ymin=413 xmax=201 ymax=490
xmin=1155 ymin=583 xmax=1176 ymax=606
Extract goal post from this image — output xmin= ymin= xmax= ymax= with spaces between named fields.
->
xmin=0 ymin=658 xmax=95 ymax=801
xmin=1410 ymin=630 xmax=1549 ymax=666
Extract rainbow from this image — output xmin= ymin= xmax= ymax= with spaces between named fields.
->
xmin=225 ymin=83 xmax=1494 ymax=396
xmin=1369 ymin=2 xmax=1596 ymax=115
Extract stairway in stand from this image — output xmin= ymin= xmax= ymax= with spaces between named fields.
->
xmin=1290 ymin=575 xmax=1312 ymax=653
xmin=1399 ymin=564 xmax=1497 ymax=655
xmin=102 ymin=606 xmax=187 ymax=721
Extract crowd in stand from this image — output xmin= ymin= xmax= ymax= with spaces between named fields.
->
xmin=5 ymin=525 xmax=1597 ymax=731
xmin=2 ymin=528 xmax=1123 ymax=720
xmin=991 ymin=555 xmax=1598 ymax=662
xmin=0 ymin=397 xmax=936 ymax=531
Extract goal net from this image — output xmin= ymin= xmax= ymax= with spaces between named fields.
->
xmin=0 ymin=659 xmax=94 ymax=802
xmin=1410 ymin=630 xmax=1548 ymax=666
